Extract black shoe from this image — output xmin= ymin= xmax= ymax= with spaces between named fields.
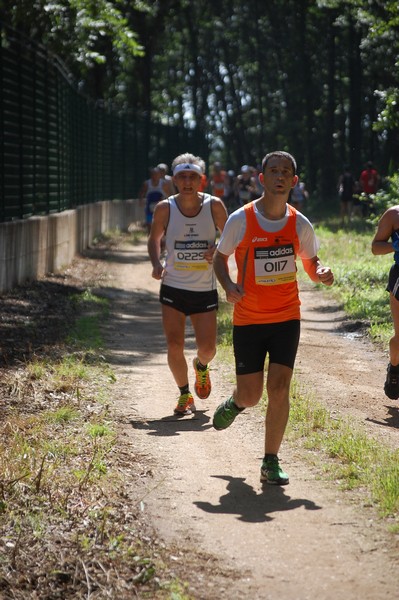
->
xmin=384 ymin=363 xmax=399 ymax=400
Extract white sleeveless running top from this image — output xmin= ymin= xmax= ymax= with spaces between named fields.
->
xmin=162 ymin=195 xmax=217 ymax=291
xmin=146 ymin=178 xmax=165 ymax=198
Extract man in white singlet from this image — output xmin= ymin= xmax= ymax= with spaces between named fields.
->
xmin=148 ymin=153 xmax=228 ymax=415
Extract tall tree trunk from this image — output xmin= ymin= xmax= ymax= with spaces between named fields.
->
xmin=348 ymin=16 xmax=362 ymax=175
xmin=321 ymin=11 xmax=337 ymax=201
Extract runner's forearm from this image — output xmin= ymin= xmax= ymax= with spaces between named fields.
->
xmin=147 ymin=238 xmax=161 ymax=268
xmin=371 ymin=240 xmax=395 ymax=255
xmin=213 ymin=251 xmax=233 ymax=290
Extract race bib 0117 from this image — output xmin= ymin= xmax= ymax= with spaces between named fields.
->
xmin=254 ymin=244 xmax=296 ymax=285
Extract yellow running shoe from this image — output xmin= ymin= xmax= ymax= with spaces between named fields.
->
xmin=193 ymin=358 xmax=211 ymax=399
xmin=174 ymin=392 xmax=195 ymax=415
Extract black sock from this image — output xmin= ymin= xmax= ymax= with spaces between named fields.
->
xmin=179 ymin=384 xmax=190 ymax=395
xmin=196 ymin=359 xmax=208 ymax=371
xmin=264 ymin=453 xmax=278 ymax=461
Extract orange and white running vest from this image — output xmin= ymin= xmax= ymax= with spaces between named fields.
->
xmin=234 ymin=202 xmax=300 ymax=325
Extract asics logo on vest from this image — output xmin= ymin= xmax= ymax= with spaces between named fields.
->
xmin=252 ymin=236 xmax=268 ymax=242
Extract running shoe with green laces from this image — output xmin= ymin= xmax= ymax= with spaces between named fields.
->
xmin=260 ymin=455 xmax=289 ymax=485
xmin=174 ymin=392 xmax=196 ymax=415
xmin=193 ymin=358 xmax=211 ymax=399
xmin=212 ymin=397 xmax=242 ymax=430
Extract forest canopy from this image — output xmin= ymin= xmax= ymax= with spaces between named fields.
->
xmin=2 ymin=0 xmax=399 ymax=198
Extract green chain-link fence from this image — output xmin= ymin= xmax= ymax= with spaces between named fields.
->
xmin=0 ymin=22 xmax=208 ymax=223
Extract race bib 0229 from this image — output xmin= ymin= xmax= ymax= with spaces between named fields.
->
xmin=173 ymin=240 xmax=209 ymax=271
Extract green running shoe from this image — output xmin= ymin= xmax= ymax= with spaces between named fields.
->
xmin=260 ymin=455 xmax=289 ymax=485
xmin=212 ymin=397 xmax=242 ymax=430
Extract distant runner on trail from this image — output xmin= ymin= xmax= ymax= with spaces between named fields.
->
xmin=139 ymin=167 xmax=169 ymax=234
xmin=212 ymin=150 xmax=334 ymax=485
xmin=147 ymin=153 xmax=228 ymax=416
xmin=371 ymin=205 xmax=399 ymax=400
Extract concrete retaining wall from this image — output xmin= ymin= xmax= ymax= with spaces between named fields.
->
xmin=0 ymin=199 xmax=142 ymax=294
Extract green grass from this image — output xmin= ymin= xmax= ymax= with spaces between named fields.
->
xmin=286 ymin=380 xmax=399 ymax=518
xmin=68 ymin=289 xmax=109 ymax=350
xmin=217 ymin=292 xmax=234 ymax=347
xmin=312 ymin=221 xmax=393 ymax=347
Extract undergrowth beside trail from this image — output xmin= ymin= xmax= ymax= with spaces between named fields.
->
xmin=0 ymin=237 xmax=195 ymax=599
xmin=287 ymin=380 xmax=399 ymax=526
xmin=309 ymin=217 xmax=393 ymax=349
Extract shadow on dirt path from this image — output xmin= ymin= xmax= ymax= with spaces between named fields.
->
xmin=95 ymin=239 xmax=398 ymax=600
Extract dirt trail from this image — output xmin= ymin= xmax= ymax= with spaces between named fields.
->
xmin=95 ymin=238 xmax=398 ymax=600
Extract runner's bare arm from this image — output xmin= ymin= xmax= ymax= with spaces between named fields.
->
xmin=371 ymin=207 xmax=399 ymax=255
xmin=147 ymin=200 xmax=169 ymax=280
xmin=213 ymin=249 xmax=245 ymax=303
xmin=211 ymin=197 xmax=229 ymax=234
xmin=138 ymin=180 xmax=148 ymax=203
xmin=204 ymin=198 xmax=229 ymax=263
xmin=162 ymin=180 xmax=172 ymax=198
xmin=301 ymin=256 xmax=334 ymax=286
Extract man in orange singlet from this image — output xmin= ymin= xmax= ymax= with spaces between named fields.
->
xmin=212 ymin=150 xmax=334 ymax=485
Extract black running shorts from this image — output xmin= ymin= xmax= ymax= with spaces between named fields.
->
xmin=233 ymin=320 xmax=300 ymax=375
xmin=387 ymin=264 xmax=399 ymax=300
xmin=160 ymin=283 xmax=218 ymax=316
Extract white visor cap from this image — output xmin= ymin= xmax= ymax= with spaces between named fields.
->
xmin=173 ymin=163 xmax=203 ymax=176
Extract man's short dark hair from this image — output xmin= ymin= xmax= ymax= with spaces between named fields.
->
xmin=261 ymin=151 xmax=297 ymax=175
